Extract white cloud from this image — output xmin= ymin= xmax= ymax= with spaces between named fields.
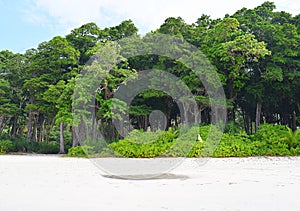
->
xmin=23 ymin=0 xmax=300 ymax=35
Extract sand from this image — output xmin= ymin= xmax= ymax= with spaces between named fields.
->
xmin=1 ymin=155 xmax=300 ymax=211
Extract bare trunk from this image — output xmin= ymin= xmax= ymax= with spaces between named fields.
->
xmin=192 ymin=104 xmax=201 ymax=125
xmin=72 ymin=126 xmax=79 ymax=147
xmin=39 ymin=117 xmax=45 ymax=142
xmin=144 ymin=115 xmax=148 ymax=131
xmin=229 ymin=76 xmax=237 ymax=122
xmin=10 ymin=116 xmax=18 ymax=138
xmin=282 ymin=112 xmax=288 ymax=125
xmin=92 ymin=116 xmax=97 ymax=141
xmin=59 ymin=122 xmax=65 ymax=154
xmin=255 ymin=102 xmax=262 ymax=132
xmin=26 ymin=111 xmax=33 ymax=142
xmin=182 ymin=102 xmax=190 ymax=125
xmin=32 ymin=113 xmax=38 ymax=141
xmin=110 ymin=120 xmax=115 ymax=140
xmin=0 ymin=114 xmax=6 ymax=134
xmin=292 ymin=111 xmax=297 ymax=131
xmin=45 ymin=125 xmax=51 ymax=142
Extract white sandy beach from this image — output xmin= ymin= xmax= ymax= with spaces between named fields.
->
xmin=1 ymin=155 xmax=300 ymax=211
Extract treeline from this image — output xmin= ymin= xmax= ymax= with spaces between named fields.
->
xmin=0 ymin=1 xmax=299 ymax=154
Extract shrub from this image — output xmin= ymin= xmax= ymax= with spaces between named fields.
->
xmin=282 ymin=127 xmax=300 ymax=149
xmin=224 ymin=121 xmax=243 ymax=135
xmin=95 ymin=147 xmax=115 ymax=157
xmin=290 ymin=146 xmax=300 ymax=156
xmin=81 ymin=139 xmax=115 ymax=157
xmin=10 ymin=139 xmax=27 ymax=152
xmin=165 ymin=126 xmax=203 ymax=157
xmin=199 ymin=125 xmax=224 ymax=157
xmin=213 ymin=132 xmax=252 ymax=157
xmin=83 ymin=139 xmax=111 ymax=153
xmin=110 ymin=129 xmax=176 ymax=158
xmin=0 ymin=140 xmax=13 ymax=154
xmin=251 ymin=124 xmax=291 ymax=156
xmin=252 ymin=124 xmax=287 ymax=143
xmin=68 ymin=145 xmax=95 ymax=157
xmin=26 ymin=141 xmax=60 ymax=154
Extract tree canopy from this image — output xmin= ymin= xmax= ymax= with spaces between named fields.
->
xmin=0 ymin=2 xmax=299 ymax=153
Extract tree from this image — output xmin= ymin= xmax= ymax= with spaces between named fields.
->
xmin=0 ymin=78 xmax=18 ymax=133
xmin=201 ymin=18 xmax=270 ymax=121
xmin=233 ymin=2 xmax=300 ymax=130
xmin=24 ymin=36 xmax=79 ymax=142
xmin=66 ymin=23 xmax=101 ymax=65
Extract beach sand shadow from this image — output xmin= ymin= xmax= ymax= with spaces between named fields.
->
xmin=102 ymin=173 xmax=189 ymax=180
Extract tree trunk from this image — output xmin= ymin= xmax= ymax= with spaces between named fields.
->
xmin=182 ymin=102 xmax=190 ymax=125
xmin=26 ymin=110 xmax=33 ymax=142
xmin=292 ymin=111 xmax=297 ymax=131
xmin=255 ymin=102 xmax=262 ymax=132
xmin=144 ymin=115 xmax=148 ymax=131
xmin=72 ymin=126 xmax=79 ymax=147
xmin=59 ymin=122 xmax=65 ymax=154
xmin=10 ymin=116 xmax=18 ymax=138
xmin=39 ymin=117 xmax=45 ymax=142
xmin=92 ymin=115 xmax=97 ymax=141
xmin=0 ymin=114 xmax=6 ymax=134
xmin=33 ymin=114 xmax=39 ymax=141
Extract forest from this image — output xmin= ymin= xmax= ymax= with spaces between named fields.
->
xmin=0 ymin=1 xmax=299 ymax=157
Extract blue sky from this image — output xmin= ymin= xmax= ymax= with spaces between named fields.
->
xmin=1 ymin=0 xmax=299 ymax=53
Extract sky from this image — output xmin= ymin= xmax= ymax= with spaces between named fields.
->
xmin=0 ymin=0 xmax=299 ymax=53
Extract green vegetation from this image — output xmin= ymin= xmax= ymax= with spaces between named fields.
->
xmin=0 ymin=2 xmax=299 ymax=156
xmin=64 ymin=124 xmax=300 ymax=158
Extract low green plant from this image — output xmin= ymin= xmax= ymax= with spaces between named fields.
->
xmin=213 ymin=132 xmax=252 ymax=157
xmin=26 ymin=141 xmax=60 ymax=154
xmin=165 ymin=126 xmax=203 ymax=157
xmin=10 ymin=139 xmax=27 ymax=152
xmin=282 ymin=127 xmax=300 ymax=150
xmin=0 ymin=140 xmax=13 ymax=154
xmin=110 ymin=129 xmax=176 ymax=158
xmin=67 ymin=145 xmax=95 ymax=157
xmin=250 ymin=124 xmax=291 ymax=156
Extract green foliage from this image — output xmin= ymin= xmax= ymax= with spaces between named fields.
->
xmin=213 ymin=132 xmax=252 ymax=157
xmin=166 ymin=126 xmax=204 ymax=157
xmin=67 ymin=145 xmax=95 ymax=157
xmin=249 ymin=124 xmax=292 ymax=156
xmin=0 ymin=140 xmax=13 ymax=154
xmin=26 ymin=141 xmax=60 ymax=154
xmin=4 ymin=139 xmax=60 ymax=154
xmin=110 ymin=129 xmax=176 ymax=158
xmin=282 ymin=127 xmax=300 ymax=149
xmin=224 ymin=121 xmax=244 ymax=135
xmin=108 ymin=124 xmax=300 ymax=158
xmin=252 ymin=124 xmax=287 ymax=144
xmin=10 ymin=139 xmax=27 ymax=152
xmin=1 ymin=2 xmax=300 ymax=154
xmin=81 ymin=139 xmax=114 ymax=157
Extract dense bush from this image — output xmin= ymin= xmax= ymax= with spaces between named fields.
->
xmin=1 ymin=139 xmax=60 ymax=154
xmin=250 ymin=124 xmax=292 ymax=156
xmin=110 ymin=129 xmax=176 ymax=158
xmin=0 ymin=140 xmax=13 ymax=154
xmin=107 ymin=124 xmax=300 ymax=158
xmin=1 ymin=124 xmax=299 ymax=158
xmin=67 ymin=145 xmax=95 ymax=157
xmin=27 ymin=141 xmax=60 ymax=154
xmin=10 ymin=139 xmax=27 ymax=152
xmin=80 ymin=139 xmax=114 ymax=157
xmin=213 ymin=132 xmax=252 ymax=157
xmin=164 ymin=126 xmax=200 ymax=157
